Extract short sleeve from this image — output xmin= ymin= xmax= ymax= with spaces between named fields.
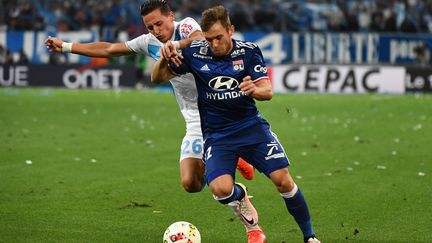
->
xmin=178 ymin=17 xmax=202 ymax=39
xmin=125 ymin=34 xmax=149 ymax=55
xmin=247 ymin=47 xmax=269 ymax=82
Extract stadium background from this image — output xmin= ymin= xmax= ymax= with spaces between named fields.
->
xmin=1 ymin=0 xmax=432 ymax=92
xmin=1 ymin=0 xmax=431 ymax=242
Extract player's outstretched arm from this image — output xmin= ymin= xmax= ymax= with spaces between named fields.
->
xmin=44 ymin=36 xmax=134 ymax=58
xmin=151 ymin=58 xmax=176 ymax=84
xmin=240 ymin=76 xmax=273 ymax=101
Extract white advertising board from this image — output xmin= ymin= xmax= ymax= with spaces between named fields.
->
xmin=271 ymin=65 xmax=405 ymax=94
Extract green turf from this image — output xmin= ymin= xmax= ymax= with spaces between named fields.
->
xmin=0 ymin=88 xmax=431 ymax=243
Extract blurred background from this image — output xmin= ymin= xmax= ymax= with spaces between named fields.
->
xmin=0 ymin=0 xmax=431 ymax=92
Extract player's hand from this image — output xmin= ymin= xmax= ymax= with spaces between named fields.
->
xmin=239 ymin=76 xmax=256 ymax=95
xmin=44 ymin=36 xmax=64 ymax=53
xmin=160 ymin=41 xmax=183 ymax=67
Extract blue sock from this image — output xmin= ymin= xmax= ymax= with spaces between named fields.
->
xmin=281 ymin=186 xmax=314 ymax=238
xmin=214 ymin=184 xmax=245 ymax=204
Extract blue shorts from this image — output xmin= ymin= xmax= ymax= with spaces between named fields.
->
xmin=204 ymin=123 xmax=290 ymax=184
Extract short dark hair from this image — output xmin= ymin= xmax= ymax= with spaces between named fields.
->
xmin=200 ymin=5 xmax=231 ymax=32
xmin=140 ymin=0 xmax=171 ymax=16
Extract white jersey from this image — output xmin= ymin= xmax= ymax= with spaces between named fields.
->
xmin=125 ymin=18 xmax=202 ymax=136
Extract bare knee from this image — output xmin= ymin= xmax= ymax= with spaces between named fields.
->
xmin=276 ymin=177 xmax=295 ymax=193
xmin=180 ymin=158 xmax=205 ymax=193
xmin=209 ymin=174 xmax=234 ymax=198
xmin=270 ymin=168 xmax=296 ymax=193
xmin=181 ymin=177 xmax=201 ymax=193
xmin=211 ymin=184 xmax=233 ymax=198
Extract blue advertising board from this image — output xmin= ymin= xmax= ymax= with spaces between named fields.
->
xmin=0 ymin=31 xmax=98 ymax=64
xmin=1 ymin=31 xmax=432 ymax=65
xmin=236 ymin=32 xmax=432 ymax=65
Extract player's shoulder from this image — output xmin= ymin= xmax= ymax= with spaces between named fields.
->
xmin=176 ymin=17 xmax=201 ymax=38
xmin=128 ymin=32 xmax=158 ymax=44
xmin=190 ymin=40 xmax=208 ymax=48
xmin=126 ymin=33 xmax=160 ymax=54
xmin=178 ymin=17 xmax=198 ymax=25
xmin=135 ymin=32 xmax=153 ymax=40
xmin=182 ymin=40 xmax=210 ymax=59
xmin=233 ymin=39 xmax=261 ymax=58
xmin=234 ymin=39 xmax=259 ymax=50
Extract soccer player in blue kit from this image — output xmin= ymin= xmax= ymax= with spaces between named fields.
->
xmin=152 ymin=5 xmax=320 ymax=243
xmin=45 ymin=0 xmax=254 ymax=194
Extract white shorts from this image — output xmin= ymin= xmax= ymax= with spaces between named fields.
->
xmin=179 ymin=134 xmax=204 ymax=162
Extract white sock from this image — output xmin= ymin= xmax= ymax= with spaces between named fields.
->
xmin=280 ymin=183 xmax=298 ymax=198
xmin=213 ymin=187 xmax=234 ymax=201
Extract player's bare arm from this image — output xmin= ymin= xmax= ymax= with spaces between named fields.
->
xmin=161 ymin=30 xmax=204 ymax=66
xmin=151 ymin=57 xmax=176 ymax=83
xmin=180 ymin=30 xmax=205 ymax=48
xmin=239 ymin=76 xmax=273 ymax=101
xmin=44 ymin=36 xmax=134 ymax=57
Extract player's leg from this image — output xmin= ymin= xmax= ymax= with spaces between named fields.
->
xmin=205 ymin=144 xmax=265 ymax=242
xmin=269 ymin=168 xmax=319 ymax=243
xmin=178 ymin=134 xmax=253 ymax=192
xmin=210 ymin=177 xmax=266 ymax=243
xmin=231 ymin=182 xmax=266 ymax=243
xmin=179 ymin=135 xmax=205 ymax=193
xmin=179 ymin=157 xmax=205 ymax=193
xmin=205 ymin=147 xmax=246 ymax=211
xmin=239 ymin=128 xmax=319 ymax=243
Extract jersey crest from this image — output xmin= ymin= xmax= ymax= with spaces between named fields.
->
xmin=232 ymin=60 xmax=244 ymax=71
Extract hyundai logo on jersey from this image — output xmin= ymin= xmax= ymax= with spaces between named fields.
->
xmin=208 ymin=76 xmax=239 ymax=91
xmin=206 ymin=76 xmax=246 ymax=100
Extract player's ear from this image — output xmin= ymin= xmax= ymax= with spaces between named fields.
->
xmin=167 ymin=11 xmax=175 ymax=21
xmin=228 ymin=25 xmax=235 ymax=36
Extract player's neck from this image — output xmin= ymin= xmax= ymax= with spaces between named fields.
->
xmin=226 ymin=41 xmax=233 ymax=55
xmin=217 ymin=39 xmax=234 ymax=57
xmin=166 ymin=31 xmax=174 ymax=43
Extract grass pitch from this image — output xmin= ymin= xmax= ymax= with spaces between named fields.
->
xmin=0 ymin=88 xmax=431 ymax=243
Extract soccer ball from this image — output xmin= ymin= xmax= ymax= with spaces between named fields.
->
xmin=163 ymin=221 xmax=201 ymax=243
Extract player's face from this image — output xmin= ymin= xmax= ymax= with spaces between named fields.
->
xmin=204 ymin=21 xmax=234 ymax=57
xmin=143 ymin=9 xmax=175 ymax=43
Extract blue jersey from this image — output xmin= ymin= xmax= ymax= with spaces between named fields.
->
xmin=170 ymin=39 xmax=270 ymax=141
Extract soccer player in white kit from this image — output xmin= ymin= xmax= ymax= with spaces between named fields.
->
xmin=44 ymin=0 xmax=253 ymax=193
